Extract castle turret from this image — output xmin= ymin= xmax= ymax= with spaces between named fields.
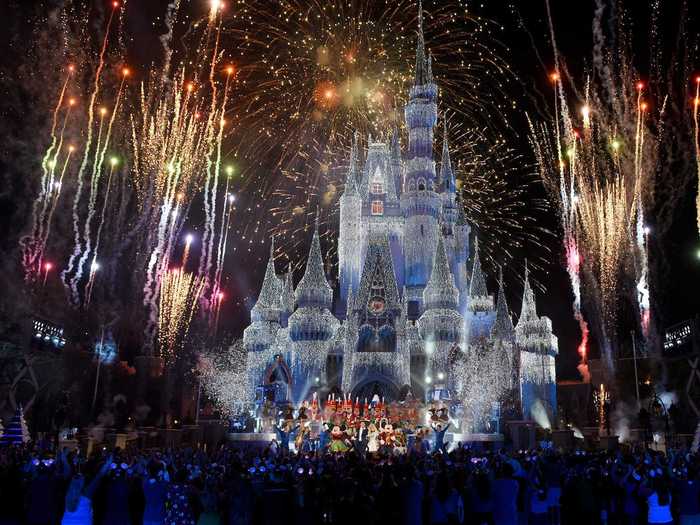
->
xmin=250 ymin=237 xmax=282 ymax=324
xmin=243 ymin=237 xmax=285 ymax=397
xmin=465 ymin=238 xmax=496 ymax=341
xmin=288 ymin=218 xmax=339 ymax=398
xmin=401 ymin=2 xmax=441 ymax=303
xmin=515 ymin=262 xmax=558 ymax=422
xmin=491 ymin=267 xmax=517 ymax=393
xmin=439 ymin=119 xmax=458 ymax=233
xmin=280 ymin=267 xmax=295 ymax=327
xmin=390 ymin=126 xmax=403 ymax=197
xmin=492 ymin=267 xmax=515 ymax=342
xmin=418 ymin=234 xmax=463 ymax=385
xmin=339 ymin=133 xmax=363 ymax=307
xmin=294 ymin=218 xmax=333 ymax=310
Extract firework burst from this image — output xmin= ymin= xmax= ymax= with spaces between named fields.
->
xmin=158 ymin=267 xmax=206 ymax=359
xmin=220 ymin=0 xmax=542 ymax=278
xmin=528 ymin=0 xmax=694 ymax=375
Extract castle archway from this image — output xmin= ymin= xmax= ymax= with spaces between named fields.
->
xmin=351 ymin=376 xmax=402 ymax=403
xmin=263 ymin=356 xmax=292 ymax=403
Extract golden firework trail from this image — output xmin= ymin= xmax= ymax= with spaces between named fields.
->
xmin=158 ymin=267 xmax=205 ymax=359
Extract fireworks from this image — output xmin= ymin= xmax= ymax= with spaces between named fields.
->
xmin=220 ymin=0 xmax=541 ymax=279
xmin=529 ymin=1 xmax=687 ymax=374
xmin=20 ymin=66 xmax=76 ymax=283
xmin=158 ymin=268 xmax=206 ymax=358
xmin=62 ymin=3 xmax=125 ymax=303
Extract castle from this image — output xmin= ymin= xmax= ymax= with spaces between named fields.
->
xmin=243 ymin=8 xmax=558 ymax=426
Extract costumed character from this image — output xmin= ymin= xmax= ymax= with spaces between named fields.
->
xmin=329 ymin=425 xmax=350 ymax=453
xmin=428 ymin=406 xmax=439 ymax=424
xmin=367 ymin=423 xmax=380 ymax=453
xmin=297 ymin=404 xmax=308 ymax=422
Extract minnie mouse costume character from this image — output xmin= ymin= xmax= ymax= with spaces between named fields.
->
xmin=329 ymin=425 xmax=349 ymax=453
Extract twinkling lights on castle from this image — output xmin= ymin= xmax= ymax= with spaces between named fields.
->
xmin=242 ymin=7 xmax=558 ymax=429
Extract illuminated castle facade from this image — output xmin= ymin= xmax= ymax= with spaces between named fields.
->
xmin=242 ymin=9 xmax=558 ymax=424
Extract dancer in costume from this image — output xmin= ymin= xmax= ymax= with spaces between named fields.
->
xmin=329 ymin=426 xmax=349 ymax=453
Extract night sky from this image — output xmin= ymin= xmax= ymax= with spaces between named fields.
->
xmin=0 ymin=0 xmax=698 ymax=381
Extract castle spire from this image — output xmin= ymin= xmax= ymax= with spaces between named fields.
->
xmin=282 ymin=266 xmax=295 ymax=313
xmin=251 ymin=236 xmax=283 ymax=321
xmin=295 ymin=215 xmax=333 ymax=309
xmin=518 ymin=259 xmax=538 ymax=324
xmin=492 ymin=266 xmax=515 ymax=341
xmin=390 ymin=125 xmax=401 ymax=159
xmin=343 ymin=131 xmax=359 ymax=196
xmin=423 ymin=234 xmax=459 ymax=310
xmin=469 ymin=237 xmax=488 ymax=298
xmin=439 ymin=118 xmax=455 ymax=193
xmin=414 ymin=0 xmax=431 ymax=86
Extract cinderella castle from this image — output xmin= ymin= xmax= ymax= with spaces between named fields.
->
xmin=243 ymin=8 xmax=558 ymax=425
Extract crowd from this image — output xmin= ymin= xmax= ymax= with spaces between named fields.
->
xmin=1 ymin=439 xmax=700 ymax=525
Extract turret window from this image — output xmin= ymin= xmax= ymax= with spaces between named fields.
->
xmin=371 ymin=200 xmax=384 ymax=215
xmin=371 ymin=181 xmax=384 ymax=194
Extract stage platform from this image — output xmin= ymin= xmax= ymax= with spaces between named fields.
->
xmin=226 ymin=431 xmax=504 ymax=451
xmin=447 ymin=433 xmax=504 ymax=450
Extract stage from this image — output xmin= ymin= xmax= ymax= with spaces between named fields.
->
xmin=226 ymin=431 xmax=504 ymax=451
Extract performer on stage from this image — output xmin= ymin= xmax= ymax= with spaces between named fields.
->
xmin=379 ymin=423 xmax=396 ymax=453
xmin=367 ymin=423 xmax=380 ymax=453
xmin=431 ymin=422 xmax=451 ymax=454
xmin=318 ymin=422 xmax=331 ymax=453
xmin=353 ymin=420 xmax=369 ymax=455
xmin=273 ymin=422 xmax=299 ymax=453
xmin=329 ymin=426 xmax=350 ymax=453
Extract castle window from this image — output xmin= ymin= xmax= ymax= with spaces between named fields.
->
xmin=371 ymin=181 xmax=384 ymax=194
xmin=371 ymin=200 xmax=384 ymax=215
xmin=417 ymin=177 xmax=426 ymax=191
xmin=408 ymin=179 xmax=416 ymax=192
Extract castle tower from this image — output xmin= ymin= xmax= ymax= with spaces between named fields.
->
xmin=491 ymin=267 xmax=517 ymax=393
xmin=464 ymin=238 xmax=495 ymax=342
xmin=288 ymin=218 xmax=339 ymax=399
xmin=401 ymin=3 xmax=441 ymax=305
xmin=418 ymin=234 xmax=463 ymax=387
xmin=342 ymin=233 xmax=409 ymax=399
xmin=515 ymin=262 xmax=558 ymax=422
xmin=280 ymin=267 xmax=295 ymax=327
xmin=339 ymin=132 xmax=363 ymax=308
xmin=390 ymin=126 xmax=403 ymax=197
xmin=243 ymin=237 xmax=285 ymax=397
